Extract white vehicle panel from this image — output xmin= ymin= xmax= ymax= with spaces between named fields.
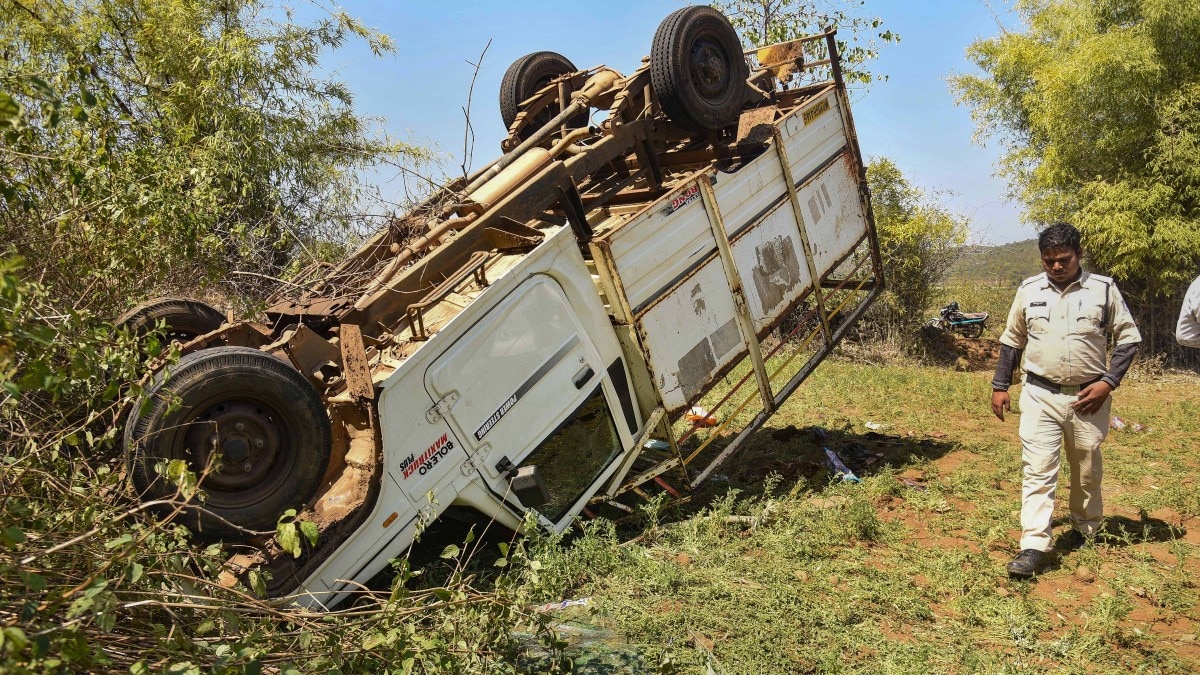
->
xmin=799 ymin=155 xmax=868 ymax=272
xmin=604 ymin=182 xmax=716 ymax=313
xmin=297 ymin=231 xmax=637 ymax=608
xmin=712 ymin=152 xmax=786 ymax=239
xmin=295 ymin=386 xmax=437 ymax=608
xmin=780 ymin=90 xmax=846 ymax=183
xmin=425 ymin=276 xmax=596 ymax=472
xmin=729 ymin=201 xmax=814 ymax=333
xmin=636 ymin=257 xmax=742 ymax=411
xmin=593 ymin=92 xmax=869 ymax=414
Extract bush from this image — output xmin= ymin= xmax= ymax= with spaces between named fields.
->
xmin=856 ymin=158 xmax=969 ymax=348
xmin=0 ymin=0 xmax=429 ymax=318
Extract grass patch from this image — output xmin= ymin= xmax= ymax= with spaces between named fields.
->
xmin=522 ymin=360 xmax=1200 ymax=672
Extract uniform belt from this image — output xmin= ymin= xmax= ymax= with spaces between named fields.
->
xmin=1025 ymin=372 xmax=1101 ymax=395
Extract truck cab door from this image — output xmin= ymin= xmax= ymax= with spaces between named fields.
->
xmin=425 ymin=275 xmax=627 ymax=531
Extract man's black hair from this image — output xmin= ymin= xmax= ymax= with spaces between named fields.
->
xmin=1038 ymin=222 xmax=1082 ymax=254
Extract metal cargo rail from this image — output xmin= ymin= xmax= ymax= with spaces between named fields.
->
xmin=587 ymin=31 xmax=881 ymax=515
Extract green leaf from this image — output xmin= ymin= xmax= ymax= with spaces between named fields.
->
xmin=104 ymin=533 xmax=133 ymax=550
xmin=248 ymin=570 xmax=266 ymax=597
xmin=0 ymin=91 xmax=19 ymax=127
xmin=361 ymin=632 xmax=388 ymax=650
xmin=439 ymin=544 xmax=459 ymax=559
xmin=127 ymin=561 xmax=144 ymax=584
xmin=28 ymin=77 xmax=54 ymax=99
xmin=299 ymin=519 xmax=319 ymax=546
xmin=3 ymin=627 xmax=29 ymax=652
xmin=277 ymin=522 xmax=300 ymax=557
xmin=19 ymin=572 xmax=45 ymax=593
xmin=2 ymin=526 xmax=25 ymax=547
xmin=83 ymin=579 xmax=109 ymax=598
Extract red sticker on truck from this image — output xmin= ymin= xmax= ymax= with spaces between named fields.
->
xmin=399 ymin=433 xmax=456 ymax=480
xmin=663 ymin=183 xmax=700 ymax=215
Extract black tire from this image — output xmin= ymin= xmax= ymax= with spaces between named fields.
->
xmin=116 ymin=297 xmax=225 ymax=344
xmin=125 ymin=346 xmax=332 ymax=541
xmin=962 ymin=323 xmax=985 ymax=339
xmin=650 ymin=6 xmax=749 ymax=132
xmin=499 ymin=51 xmax=587 ymax=137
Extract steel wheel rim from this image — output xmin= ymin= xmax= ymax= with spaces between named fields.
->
xmin=689 ymin=33 xmax=734 ymax=102
xmin=179 ymin=395 xmax=295 ymax=509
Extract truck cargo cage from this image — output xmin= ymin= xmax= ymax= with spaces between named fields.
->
xmin=586 ymin=40 xmax=882 ymax=512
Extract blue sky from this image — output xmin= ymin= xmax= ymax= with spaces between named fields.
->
xmin=310 ymin=1 xmax=1029 ymax=244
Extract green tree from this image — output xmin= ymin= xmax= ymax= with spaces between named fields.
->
xmin=0 ymin=28 xmax=548 ymax=671
xmin=950 ymin=0 xmax=1200 ymax=352
xmin=867 ymin=157 xmax=969 ymax=340
xmin=0 ymin=0 xmax=427 ymax=315
xmin=712 ymin=0 xmax=898 ymax=85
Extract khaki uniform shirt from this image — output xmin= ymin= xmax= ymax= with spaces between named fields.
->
xmin=999 ymin=270 xmax=1141 ymax=385
xmin=1176 ymin=274 xmax=1200 ymax=348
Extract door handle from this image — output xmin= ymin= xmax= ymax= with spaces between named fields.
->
xmin=572 ymin=365 xmax=595 ymax=389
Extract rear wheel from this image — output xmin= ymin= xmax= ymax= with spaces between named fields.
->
xmin=962 ymin=323 xmax=985 ymax=339
xmin=650 ymin=6 xmax=749 ymax=132
xmin=499 ymin=51 xmax=587 ymax=137
xmin=125 ymin=346 xmax=332 ymax=541
xmin=116 ymin=297 xmax=225 ymax=344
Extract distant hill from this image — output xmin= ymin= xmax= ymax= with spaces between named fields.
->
xmin=947 ymin=238 xmax=1040 ymax=285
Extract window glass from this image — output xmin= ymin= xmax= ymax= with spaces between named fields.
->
xmin=518 ymin=384 xmax=621 ymax=522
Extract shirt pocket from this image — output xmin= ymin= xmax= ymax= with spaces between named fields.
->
xmin=1073 ymin=306 xmax=1105 ymax=336
xmin=1026 ymin=307 xmax=1052 ymax=335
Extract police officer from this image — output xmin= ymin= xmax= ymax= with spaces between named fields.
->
xmin=990 ymin=223 xmax=1141 ymax=576
xmin=1175 ymin=273 xmax=1200 ymax=347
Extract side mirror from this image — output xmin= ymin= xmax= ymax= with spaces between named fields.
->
xmin=508 ymin=465 xmax=550 ymax=507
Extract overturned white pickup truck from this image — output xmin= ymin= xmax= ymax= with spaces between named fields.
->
xmin=122 ymin=6 xmax=883 ymax=609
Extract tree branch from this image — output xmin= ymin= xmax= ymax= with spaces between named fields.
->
xmin=460 ymin=39 xmax=492 ymax=180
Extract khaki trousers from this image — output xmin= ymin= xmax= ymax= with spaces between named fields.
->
xmin=1017 ymin=383 xmax=1110 ymax=551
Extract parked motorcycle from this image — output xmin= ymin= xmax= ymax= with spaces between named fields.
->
xmin=927 ymin=301 xmax=988 ymax=338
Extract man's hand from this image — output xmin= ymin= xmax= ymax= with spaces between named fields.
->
xmin=1073 ymin=381 xmax=1113 ymax=415
xmin=991 ymin=390 xmax=1011 ymax=421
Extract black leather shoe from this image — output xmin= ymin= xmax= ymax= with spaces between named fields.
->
xmin=1057 ymin=529 xmax=1088 ymax=552
xmin=1007 ymin=549 xmax=1046 ymax=577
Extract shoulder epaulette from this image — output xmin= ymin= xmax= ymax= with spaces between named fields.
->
xmin=1018 ymin=273 xmax=1045 ymax=289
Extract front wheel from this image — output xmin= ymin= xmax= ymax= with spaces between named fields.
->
xmin=124 ymin=346 xmax=332 ymax=541
xmin=925 ymin=317 xmax=946 ymax=330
